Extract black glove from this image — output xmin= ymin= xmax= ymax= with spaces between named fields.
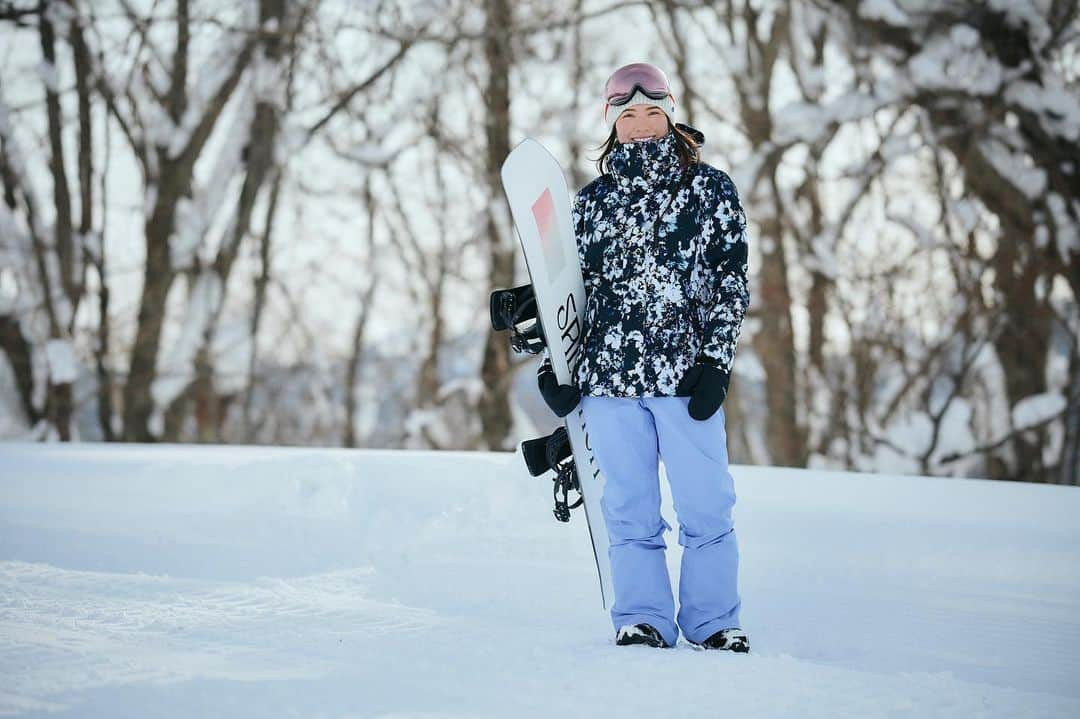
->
xmin=538 ymin=363 xmax=581 ymax=418
xmin=676 ymin=363 xmax=730 ymax=421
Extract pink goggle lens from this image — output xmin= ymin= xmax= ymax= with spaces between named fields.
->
xmin=604 ymin=63 xmax=671 ymax=104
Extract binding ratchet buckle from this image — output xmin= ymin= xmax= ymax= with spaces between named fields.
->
xmin=490 ymin=283 xmax=545 ymax=355
xmin=521 ymin=426 xmax=584 ymax=523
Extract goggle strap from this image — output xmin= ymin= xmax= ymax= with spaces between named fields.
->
xmin=608 ymin=86 xmax=671 ymax=106
xmin=602 ymin=94 xmax=676 ymax=123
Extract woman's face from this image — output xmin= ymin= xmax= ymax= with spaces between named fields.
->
xmin=614 ymin=105 xmax=670 ymax=144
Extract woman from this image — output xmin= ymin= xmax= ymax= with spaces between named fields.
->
xmin=537 ymin=62 xmax=751 ymax=651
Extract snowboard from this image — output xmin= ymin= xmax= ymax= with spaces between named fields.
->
xmin=500 ymin=138 xmax=614 ymax=610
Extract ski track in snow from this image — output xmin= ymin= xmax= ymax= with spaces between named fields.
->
xmin=0 ymin=562 xmax=441 ymax=710
xmin=1 ymin=443 xmax=1079 ymax=718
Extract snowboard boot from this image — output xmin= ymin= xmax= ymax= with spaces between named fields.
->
xmin=690 ymin=627 xmax=750 ymax=653
xmin=615 ymin=624 xmax=670 ymax=648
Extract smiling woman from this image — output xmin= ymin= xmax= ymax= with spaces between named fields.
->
xmin=533 ymin=61 xmax=753 ymax=653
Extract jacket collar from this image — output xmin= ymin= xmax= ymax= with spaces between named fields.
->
xmin=607 ymin=130 xmax=682 ymax=189
xmin=606 ymin=123 xmax=706 ymax=190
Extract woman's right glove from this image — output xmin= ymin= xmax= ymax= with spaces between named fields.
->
xmin=537 ymin=358 xmax=581 ymax=417
xmin=676 ymin=362 xmax=730 ymax=421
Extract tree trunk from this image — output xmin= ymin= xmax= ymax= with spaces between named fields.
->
xmin=123 ymin=178 xmax=181 ymax=441
xmin=477 ymin=0 xmax=516 ymax=451
xmin=751 ymin=173 xmax=806 ymax=467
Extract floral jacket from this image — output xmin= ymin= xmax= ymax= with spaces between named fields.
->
xmin=539 ymin=126 xmax=750 ymax=398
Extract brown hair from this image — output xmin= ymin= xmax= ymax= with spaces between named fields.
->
xmin=593 ymin=117 xmax=701 ymax=176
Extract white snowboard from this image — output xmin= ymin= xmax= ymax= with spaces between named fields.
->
xmin=500 ymin=138 xmax=613 ymax=610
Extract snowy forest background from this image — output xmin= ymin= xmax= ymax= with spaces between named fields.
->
xmin=0 ymin=0 xmax=1076 ymax=484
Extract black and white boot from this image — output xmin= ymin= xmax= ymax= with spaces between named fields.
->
xmin=615 ymin=623 xmax=670 ymax=648
xmin=691 ymin=627 xmax=750 ymax=653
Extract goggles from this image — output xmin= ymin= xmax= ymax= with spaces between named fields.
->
xmin=604 ymin=63 xmax=674 ymax=106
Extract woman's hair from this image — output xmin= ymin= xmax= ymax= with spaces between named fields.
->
xmin=593 ymin=117 xmax=701 ymax=176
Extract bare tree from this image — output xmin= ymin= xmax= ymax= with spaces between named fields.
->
xmin=160 ymin=0 xmax=293 ymax=443
xmin=825 ymin=0 xmax=1079 ymax=482
xmin=476 ymin=0 xmax=517 ymax=451
xmin=0 ymin=0 xmax=99 ymax=440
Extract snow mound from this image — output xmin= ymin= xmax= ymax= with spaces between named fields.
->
xmin=1 ymin=443 xmax=1078 ymax=717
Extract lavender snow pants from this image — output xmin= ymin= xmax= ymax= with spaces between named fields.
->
xmin=580 ymin=395 xmax=741 ymax=647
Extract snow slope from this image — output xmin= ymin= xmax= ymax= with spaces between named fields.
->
xmin=1 ymin=443 xmax=1078 ymax=718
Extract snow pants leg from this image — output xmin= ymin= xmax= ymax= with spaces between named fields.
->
xmin=580 ymin=395 xmax=741 ymax=647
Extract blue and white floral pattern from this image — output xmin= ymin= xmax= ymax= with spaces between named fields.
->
xmin=544 ymin=128 xmax=750 ymax=398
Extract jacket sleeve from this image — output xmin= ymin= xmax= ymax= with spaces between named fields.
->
xmin=572 ymin=190 xmax=595 ymax=294
xmin=696 ymin=171 xmax=750 ymax=374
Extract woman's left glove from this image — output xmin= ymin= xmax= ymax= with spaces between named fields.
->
xmin=538 ymin=364 xmax=582 ymax=417
xmin=676 ymin=363 xmax=730 ymax=421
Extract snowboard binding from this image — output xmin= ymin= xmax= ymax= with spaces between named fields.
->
xmin=521 ymin=427 xmax=583 ymax=523
xmin=490 ymin=283 xmax=545 ymax=355
xmin=521 ymin=426 xmax=572 ymax=476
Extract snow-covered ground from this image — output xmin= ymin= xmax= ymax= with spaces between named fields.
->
xmin=1 ymin=443 xmax=1078 ymax=718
